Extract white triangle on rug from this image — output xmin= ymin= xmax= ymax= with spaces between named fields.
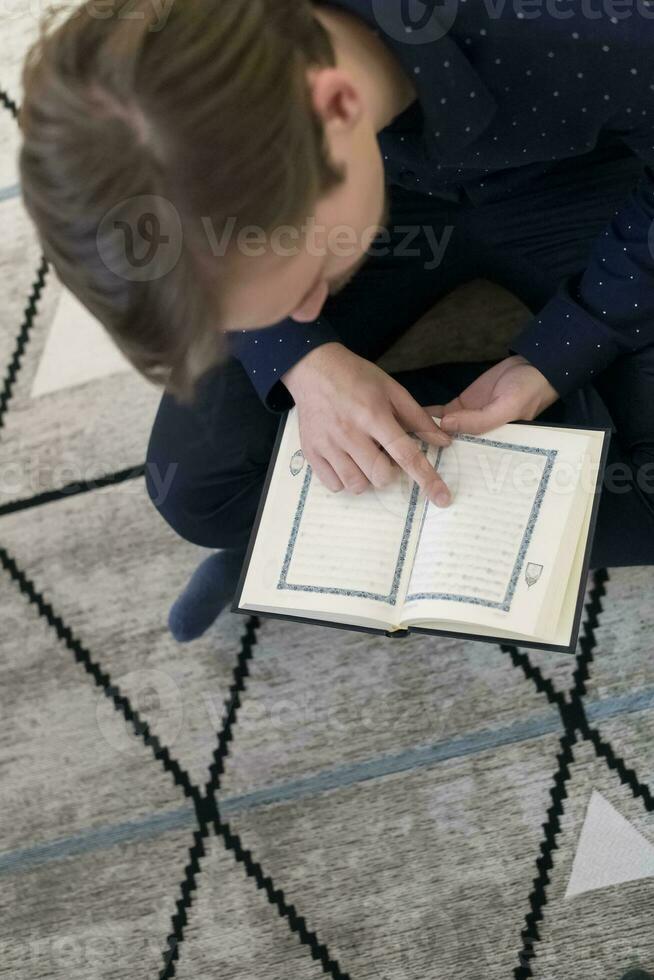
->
xmin=565 ymin=789 xmax=654 ymax=899
xmin=31 ymin=288 xmax=133 ymax=397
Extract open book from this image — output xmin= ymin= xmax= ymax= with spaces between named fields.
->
xmin=232 ymin=409 xmax=610 ymax=653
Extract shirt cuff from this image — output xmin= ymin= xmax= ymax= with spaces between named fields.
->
xmin=226 ymin=317 xmax=341 ymax=413
xmin=509 ymin=282 xmax=622 ymax=399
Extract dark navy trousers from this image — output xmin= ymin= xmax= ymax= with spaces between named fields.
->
xmin=146 ymin=147 xmax=654 ymax=568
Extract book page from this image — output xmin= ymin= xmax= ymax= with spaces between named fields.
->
xmin=417 ymin=468 xmax=597 ymax=647
xmin=238 ymin=408 xmax=429 ymax=626
xmin=526 ymin=426 xmax=605 ymax=644
xmin=401 ymin=422 xmax=595 ymax=636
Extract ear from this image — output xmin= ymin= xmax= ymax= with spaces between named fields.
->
xmin=306 ymin=66 xmax=364 ymax=133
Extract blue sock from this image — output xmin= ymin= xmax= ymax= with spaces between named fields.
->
xmin=168 ymin=547 xmax=246 ymax=643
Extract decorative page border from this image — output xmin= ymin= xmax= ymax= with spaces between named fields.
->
xmin=404 ymin=435 xmax=557 ymax=612
xmin=276 ymin=440 xmax=429 ymax=606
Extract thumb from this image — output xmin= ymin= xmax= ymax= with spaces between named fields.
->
xmin=440 ymin=396 xmax=511 ymax=435
xmin=422 ymin=400 xmax=459 ymax=421
xmin=391 ymin=386 xmax=452 ymax=447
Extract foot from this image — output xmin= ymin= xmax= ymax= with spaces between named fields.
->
xmin=168 ymin=547 xmax=247 ymax=643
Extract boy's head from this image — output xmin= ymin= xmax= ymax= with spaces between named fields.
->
xmin=19 ymin=0 xmax=388 ymax=400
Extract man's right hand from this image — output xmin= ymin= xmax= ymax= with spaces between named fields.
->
xmin=281 ymin=342 xmax=453 ymax=507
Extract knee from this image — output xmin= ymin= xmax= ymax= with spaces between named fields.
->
xmin=144 ymin=370 xmax=276 ymax=550
xmin=144 ymin=451 xmax=189 ymax=539
xmin=145 ymin=437 xmax=264 ymax=551
xmin=144 ymin=451 xmax=250 ymax=551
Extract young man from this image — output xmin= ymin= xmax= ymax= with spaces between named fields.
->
xmin=18 ymin=0 xmax=654 ymax=645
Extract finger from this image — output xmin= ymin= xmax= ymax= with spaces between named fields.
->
xmin=422 ymin=397 xmax=462 ymax=421
xmin=440 ymin=395 xmax=514 ymax=435
xmin=422 ymin=404 xmax=446 ymax=420
xmin=343 ymin=434 xmax=401 ymax=490
xmin=329 ymin=450 xmax=373 ymax=495
xmin=309 ymin=454 xmax=345 ymax=494
xmin=390 ymin=385 xmax=452 ymax=448
xmin=375 ymin=420 xmax=452 ymax=507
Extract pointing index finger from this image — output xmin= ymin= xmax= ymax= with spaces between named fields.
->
xmin=376 ymin=418 xmax=452 ymax=508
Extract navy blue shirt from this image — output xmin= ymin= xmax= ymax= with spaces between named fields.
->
xmin=227 ymin=0 xmax=654 ymax=412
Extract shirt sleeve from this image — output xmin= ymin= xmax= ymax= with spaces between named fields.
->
xmin=226 ymin=315 xmax=342 ymax=413
xmin=509 ymin=123 xmax=654 ymax=399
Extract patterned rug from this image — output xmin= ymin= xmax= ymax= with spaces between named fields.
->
xmin=1 ymin=13 xmax=654 ymax=980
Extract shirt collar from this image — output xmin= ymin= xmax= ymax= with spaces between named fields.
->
xmin=318 ymin=0 xmax=498 ymax=158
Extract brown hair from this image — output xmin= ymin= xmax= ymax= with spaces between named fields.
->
xmin=18 ymin=0 xmax=346 ymax=401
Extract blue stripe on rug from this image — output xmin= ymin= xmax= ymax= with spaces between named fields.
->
xmin=1 ymin=685 xmax=652 ymax=876
xmin=0 ymin=183 xmax=20 ymax=202
xmin=0 ymin=807 xmax=195 ymax=874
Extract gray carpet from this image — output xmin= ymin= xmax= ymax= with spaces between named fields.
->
xmin=1 ymin=22 xmax=654 ymax=980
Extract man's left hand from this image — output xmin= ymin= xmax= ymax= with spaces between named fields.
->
xmin=424 ymin=355 xmax=560 ymax=436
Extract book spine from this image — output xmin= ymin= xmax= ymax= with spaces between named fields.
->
xmin=384 ymin=628 xmax=411 ymax=638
